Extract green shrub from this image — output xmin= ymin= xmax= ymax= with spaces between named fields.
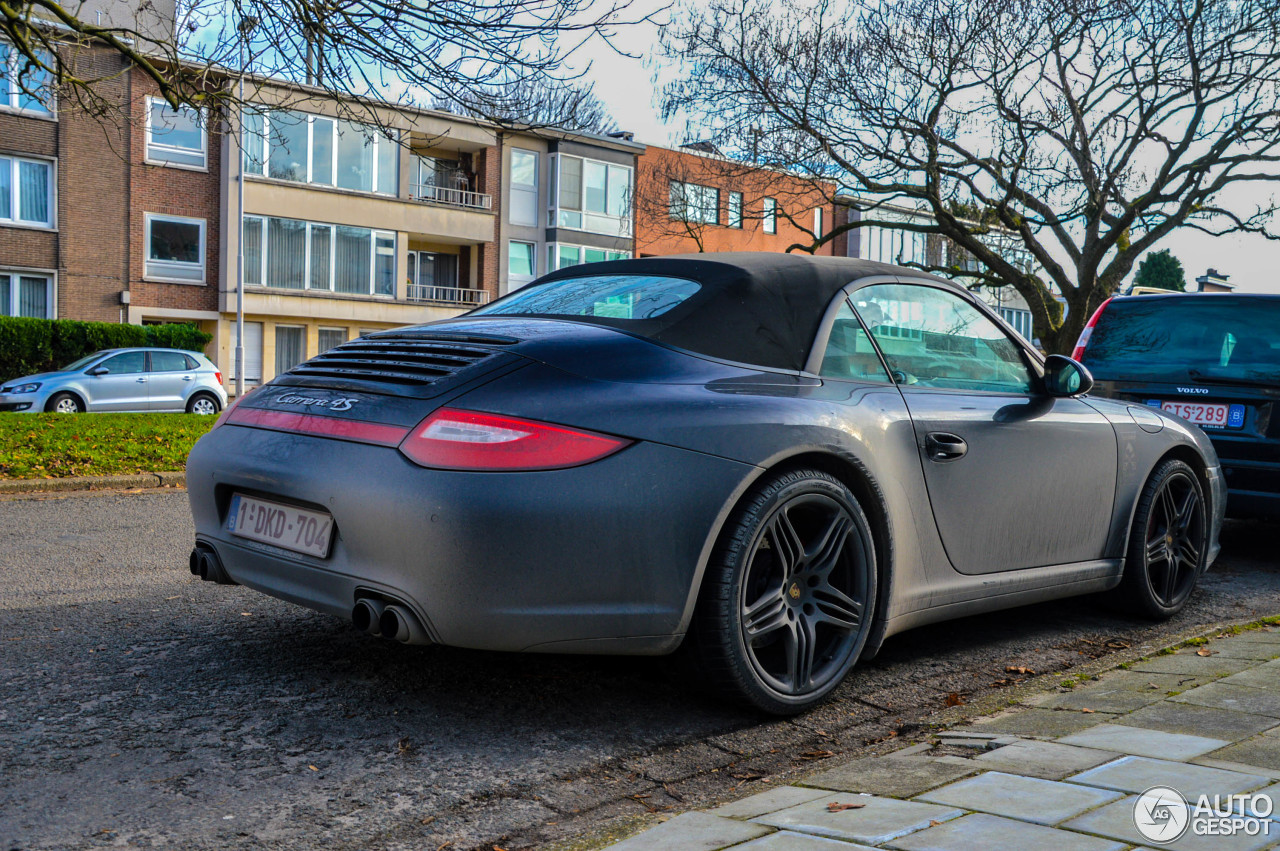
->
xmin=0 ymin=318 xmax=211 ymax=384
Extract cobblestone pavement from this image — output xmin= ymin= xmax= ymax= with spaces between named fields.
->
xmin=602 ymin=626 xmax=1280 ymax=851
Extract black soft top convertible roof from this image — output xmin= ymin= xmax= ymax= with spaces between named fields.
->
xmin=496 ymin=253 xmax=949 ymax=371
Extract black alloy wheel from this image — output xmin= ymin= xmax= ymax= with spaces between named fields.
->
xmin=689 ymin=469 xmax=876 ymax=714
xmin=1116 ymin=458 xmax=1207 ymax=619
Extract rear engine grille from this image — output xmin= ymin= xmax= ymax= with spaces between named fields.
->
xmin=285 ymin=333 xmax=517 ymax=390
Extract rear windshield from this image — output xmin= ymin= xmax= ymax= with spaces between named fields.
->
xmin=1085 ymin=296 xmax=1280 ymax=383
xmin=471 ymin=274 xmax=701 ymax=321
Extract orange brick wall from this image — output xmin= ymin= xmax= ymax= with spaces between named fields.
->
xmin=635 ymin=145 xmax=839 ymax=258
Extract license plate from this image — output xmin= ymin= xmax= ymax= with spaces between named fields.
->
xmin=1158 ymin=401 xmax=1245 ymax=429
xmin=227 ymin=494 xmax=334 ymax=557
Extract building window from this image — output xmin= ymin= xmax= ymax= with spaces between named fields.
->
xmin=275 ymin=325 xmax=306 ymax=375
xmin=244 ymin=108 xmax=398 ymax=195
xmin=229 ymin=321 xmax=264 ymax=383
xmin=728 ymin=191 xmax=743 ymax=228
xmin=549 ymin=243 xmax=630 ymax=271
xmin=146 ymin=98 xmax=206 ymax=168
xmin=998 ymin=307 xmax=1034 ymax=341
xmin=0 ymin=155 xmax=53 ymax=228
xmin=508 ymin=240 xmax=536 ymax=280
xmin=145 ymin=214 xmax=205 ymax=283
xmin=318 ymin=327 xmax=348 ymax=351
xmin=243 ymin=215 xmax=395 ymax=296
xmin=814 ymin=207 xmax=824 ymax=238
xmin=0 ymin=272 xmax=52 ymax=317
xmin=669 ymin=181 xmax=719 ymax=224
xmin=509 ymin=148 xmax=539 ymax=226
xmin=0 ymin=42 xmax=54 ymax=115
xmin=763 ymin=198 xmax=777 ymax=234
xmin=553 ymin=154 xmax=632 ymax=236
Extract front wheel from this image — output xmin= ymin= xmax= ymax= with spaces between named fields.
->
xmin=186 ymin=393 xmax=221 ymax=415
xmin=47 ymin=392 xmax=84 ymax=414
xmin=687 ymin=469 xmax=877 ymax=714
xmin=1113 ymin=458 xmax=1207 ymax=619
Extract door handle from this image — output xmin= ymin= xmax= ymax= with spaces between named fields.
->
xmin=925 ymin=432 xmax=968 ymax=462
xmin=136 ymin=377 xmax=147 ymax=383
xmin=182 ymin=375 xmax=194 ymax=381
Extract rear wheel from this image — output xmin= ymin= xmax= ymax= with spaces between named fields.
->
xmin=1114 ymin=458 xmax=1207 ymax=619
xmin=186 ymin=393 xmax=220 ymax=415
xmin=688 ymin=469 xmax=877 ymax=714
xmin=47 ymin=392 xmax=83 ymax=414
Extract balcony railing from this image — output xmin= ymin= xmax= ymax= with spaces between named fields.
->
xmin=410 ymin=183 xmax=493 ymax=211
xmin=406 ymin=284 xmax=491 ymax=306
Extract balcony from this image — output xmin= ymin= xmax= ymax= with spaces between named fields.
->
xmin=406 ymin=284 xmax=491 ymax=306
xmin=411 ymin=183 xmax=493 ymax=211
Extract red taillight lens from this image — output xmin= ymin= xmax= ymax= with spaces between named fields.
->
xmin=211 ymin=389 xmax=252 ymax=430
xmin=1072 ymin=297 xmax=1113 ymax=361
xmin=399 ymin=408 xmax=631 ymax=471
xmin=215 ymin=370 xmax=223 ymax=385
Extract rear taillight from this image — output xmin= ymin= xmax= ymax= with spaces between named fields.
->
xmin=399 ymin=408 xmax=631 ymax=471
xmin=211 ymin=391 xmax=249 ymax=430
xmin=1072 ymin=297 xmax=1113 ymax=361
xmin=215 ymin=370 xmax=223 ymax=385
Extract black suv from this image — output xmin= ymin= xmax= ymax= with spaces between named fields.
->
xmin=1075 ymin=292 xmax=1280 ymax=518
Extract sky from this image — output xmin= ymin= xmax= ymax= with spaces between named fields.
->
xmin=573 ymin=10 xmax=1280 ymax=294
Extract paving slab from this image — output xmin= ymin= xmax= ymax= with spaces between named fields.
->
xmin=888 ymin=812 xmax=1127 ymax=851
xmin=1033 ymin=686 xmax=1168 ymax=714
xmin=1204 ymin=735 xmax=1280 ymax=773
xmin=916 ymin=770 xmax=1122 ymax=825
xmin=1129 ymin=653 xmax=1255 ymax=678
xmin=961 ymin=707 xmax=1118 ymax=738
xmin=1063 ymin=795 xmax=1279 ymax=850
xmin=602 ymin=812 xmax=773 ymax=851
xmin=972 ymin=738 xmax=1119 ymax=780
xmin=1066 ymin=755 xmax=1269 ymax=799
xmin=711 ymin=786 xmax=831 ymax=820
xmin=751 ymin=794 xmax=963 ymax=845
xmin=1219 ymin=664 xmax=1280 ymax=691
xmin=1202 ymin=643 xmax=1280 ymax=661
xmin=801 ymin=753 xmax=979 ymax=798
xmin=1115 ymin=701 xmax=1280 ymax=742
xmin=732 ymin=831 xmax=877 ymax=850
xmin=1078 ymin=671 xmax=1212 ymax=693
xmin=1172 ymin=682 xmax=1280 ymax=718
xmin=1058 ymin=724 xmax=1230 ymax=761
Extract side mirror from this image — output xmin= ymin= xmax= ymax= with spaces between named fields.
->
xmin=1043 ymin=354 xmax=1093 ymax=397
xmin=88 ymin=367 xmax=109 ymax=376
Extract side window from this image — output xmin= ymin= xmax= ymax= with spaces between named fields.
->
xmin=99 ymin=352 xmax=146 ymax=375
xmin=818 ymin=300 xmax=892 ymax=383
xmin=150 ymin=351 xmax=190 ymax=372
xmin=183 ymin=355 xmax=200 ymax=370
xmin=853 ymin=284 xmax=1035 ymax=394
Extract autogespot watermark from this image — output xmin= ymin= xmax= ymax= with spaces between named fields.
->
xmin=1133 ymin=785 xmax=1274 ymax=844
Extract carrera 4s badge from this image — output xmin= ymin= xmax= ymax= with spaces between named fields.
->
xmin=274 ymin=394 xmax=360 ymax=412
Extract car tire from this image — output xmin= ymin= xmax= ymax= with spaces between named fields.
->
xmin=1112 ymin=458 xmax=1208 ymax=620
xmin=186 ymin=393 xmax=221 ymax=415
xmin=46 ymin=392 xmax=84 ymax=414
xmin=686 ymin=468 xmax=877 ymax=715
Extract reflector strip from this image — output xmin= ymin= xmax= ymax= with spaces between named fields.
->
xmin=227 ymin=406 xmax=409 ymax=446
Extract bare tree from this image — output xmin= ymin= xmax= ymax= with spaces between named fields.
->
xmin=433 ymin=76 xmax=618 ymax=134
xmin=1 ymin=0 xmax=649 ymax=122
xmin=662 ymin=0 xmax=1280 ymax=353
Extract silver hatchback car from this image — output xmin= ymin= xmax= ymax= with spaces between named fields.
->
xmin=0 ymin=348 xmax=228 ymax=414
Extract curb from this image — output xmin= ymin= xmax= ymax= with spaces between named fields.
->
xmin=0 ymin=471 xmax=185 ymax=494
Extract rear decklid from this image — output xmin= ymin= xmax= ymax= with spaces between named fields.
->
xmin=1079 ymin=294 xmax=1280 ymax=468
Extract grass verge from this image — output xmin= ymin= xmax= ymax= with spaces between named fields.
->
xmin=0 ymin=412 xmax=214 ymax=479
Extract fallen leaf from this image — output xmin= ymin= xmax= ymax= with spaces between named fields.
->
xmin=419 ymin=816 xmax=435 ymax=825
xmin=1196 ymin=648 xmax=1215 ymax=657
xmin=929 ymin=820 xmax=943 ymax=826
xmin=944 ymin=692 xmax=966 ymax=707
xmin=1081 ymin=708 xmax=1096 ymax=714
xmin=799 ymin=749 xmax=836 ymax=760
xmin=1005 ymin=665 xmax=1036 ymax=675
xmin=827 ymin=802 xmax=866 ymax=812
xmin=1148 ymin=683 xmax=1160 ymax=689
xmin=240 ymin=612 xmax=253 ymax=617
xmin=1105 ymin=639 xmax=1131 ymax=650
xmin=308 ymin=765 xmax=318 ymax=771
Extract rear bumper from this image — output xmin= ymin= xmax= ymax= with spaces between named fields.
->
xmin=186 ymin=424 xmax=755 ymax=654
xmin=1206 ymin=465 xmax=1226 ymax=568
xmin=1217 ymin=456 xmax=1280 ymax=518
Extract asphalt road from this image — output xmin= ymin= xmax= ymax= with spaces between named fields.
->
xmin=1 ymin=489 xmax=1278 ymax=851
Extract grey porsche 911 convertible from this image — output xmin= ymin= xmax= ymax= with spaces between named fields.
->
xmin=187 ymin=254 xmax=1223 ymax=714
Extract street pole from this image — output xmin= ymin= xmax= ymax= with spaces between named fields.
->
xmin=235 ymin=20 xmax=255 ymax=399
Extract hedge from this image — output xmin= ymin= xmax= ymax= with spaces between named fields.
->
xmin=0 ymin=317 xmax=213 ymax=384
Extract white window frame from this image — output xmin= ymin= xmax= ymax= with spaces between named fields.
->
xmin=145 ymin=97 xmax=207 ymax=170
xmin=0 ymin=269 xmax=55 ymax=318
xmin=0 ymin=154 xmax=55 ymax=229
xmin=763 ymin=198 xmax=777 ymax=234
xmin=0 ymin=42 xmax=55 ymax=117
xmin=728 ymin=191 xmax=743 ymax=229
xmin=550 ymin=153 xmax=633 ymax=237
xmin=814 ymin=207 xmax=824 ymax=238
xmin=243 ymin=214 xmax=396 ymax=297
xmin=245 ymin=108 xmax=396 ymax=196
xmin=509 ymin=148 xmax=539 ymax=227
xmin=144 ymin=213 xmax=206 ymax=284
xmin=669 ymin=181 xmax=719 ymax=225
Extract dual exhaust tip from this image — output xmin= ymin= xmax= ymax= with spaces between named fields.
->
xmin=189 ymin=544 xmax=236 ymax=585
xmin=352 ymin=598 xmax=430 ymax=645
